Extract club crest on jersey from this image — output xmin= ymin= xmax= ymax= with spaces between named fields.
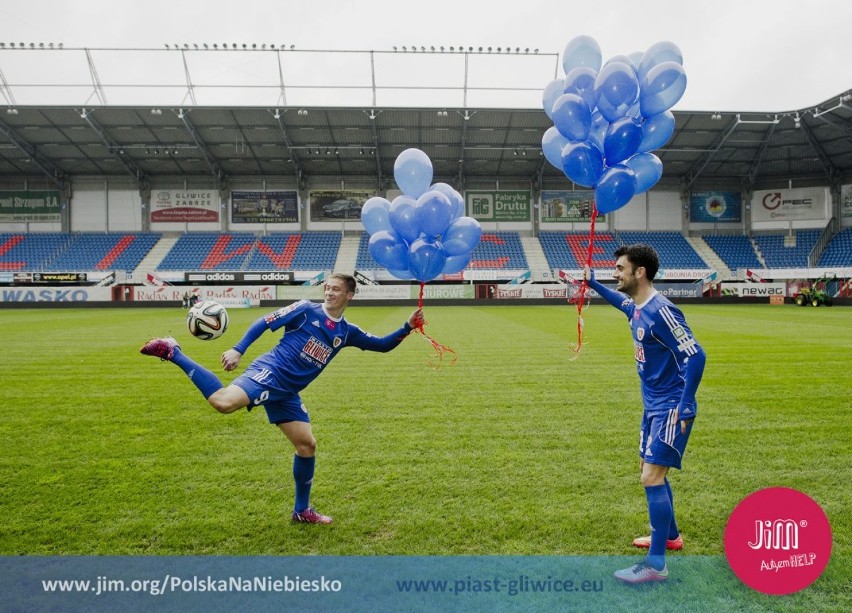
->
xmin=637 ymin=327 xmax=645 ymax=341
xmin=302 ymin=336 xmax=332 ymax=364
xmin=333 ymin=337 xmax=342 ymax=348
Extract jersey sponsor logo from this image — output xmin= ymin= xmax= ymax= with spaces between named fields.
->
xmin=265 ymin=300 xmax=303 ymax=324
xmin=302 ymin=336 xmax=333 ymax=364
xmin=634 ymin=341 xmax=646 ymax=363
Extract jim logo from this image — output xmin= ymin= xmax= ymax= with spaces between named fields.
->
xmin=471 ymin=195 xmax=493 ymax=218
xmin=748 ymin=519 xmax=803 ymax=550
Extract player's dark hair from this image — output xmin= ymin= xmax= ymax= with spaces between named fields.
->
xmin=330 ymin=273 xmax=357 ymax=293
xmin=614 ymin=244 xmax=659 ymax=281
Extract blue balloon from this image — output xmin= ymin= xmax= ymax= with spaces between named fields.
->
xmin=394 ymin=148 xmax=433 ymax=198
xmin=639 ymin=61 xmax=687 ymax=116
xmin=594 ymin=61 xmax=640 ymax=122
xmin=429 ymin=182 xmax=465 ymax=219
xmin=637 ymin=40 xmax=683 ymax=82
xmin=360 ymin=196 xmax=391 ymax=235
xmin=542 ymin=126 xmax=570 ymax=170
xmin=605 ymin=54 xmax=638 ymax=75
xmin=626 ymin=152 xmax=663 ymax=194
xmin=587 ymin=112 xmax=609 ymax=152
xmin=542 ymin=78 xmax=566 ymax=119
xmin=561 ymin=141 xmax=604 ymax=188
xmin=603 ymin=117 xmax=642 ymax=164
xmin=415 ymin=190 xmax=453 ymax=238
xmin=552 ymin=93 xmax=592 ymax=141
xmin=389 ymin=195 xmax=419 ymax=243
xmin=388 ymin=268 xmax=413 ymax=280
xmin=562 ymin=35 xmax=602 ymax=74
xmin=409 ymin=237 xmax=447 ymax=283
xmin=442 ymin=253 xmax=471 ymax=275
xmin=368 ymin=230 xmax=410 ymax=270
xmin=638 ymin=110 xmax=675 ymax=153
xmin=442 ymin=216 xmax=482 ymax=256
xmin=628 ymin=51 xmax=644 ymax=69
xmin=564 ymin=67 xmax=597 ymax=111
xmin=594 ymin=165 xmax=637 ymax=214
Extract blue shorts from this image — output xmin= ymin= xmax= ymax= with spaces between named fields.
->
xmin=639 ymin=408 xmax=694 ymax=470
xmin=232 ymin=365 xmax=310 ymax=425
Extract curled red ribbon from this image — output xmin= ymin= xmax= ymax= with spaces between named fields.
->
xmin=567 ymin=206 xmax=598 ymax=359
xmin=414 ymin=282 xmax=458 ymax=368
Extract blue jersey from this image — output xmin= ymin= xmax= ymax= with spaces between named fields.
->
xmin=590 ymin=279 xmax=706 ymax=417
xmin=235 ymin=300 xmax=411 ymax=394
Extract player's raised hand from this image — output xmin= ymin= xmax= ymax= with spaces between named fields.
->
xmin=408 ymin=308 xmax=424 ymax=330
xmin=221 ymin=348 xmax=242 ymax=371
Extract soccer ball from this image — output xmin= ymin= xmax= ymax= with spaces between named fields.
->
xmin=186 ymin=300 xmax=229 ymax=340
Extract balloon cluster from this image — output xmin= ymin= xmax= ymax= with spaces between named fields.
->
xmin=541 ymin=36 xmax=686 ymax=214
xmin=362 ymin=148 xmax=482 ymax=282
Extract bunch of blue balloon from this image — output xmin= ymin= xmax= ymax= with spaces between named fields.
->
xmin=541 ymin=36 xmax=686 ymax=214
xmin=361 ymin=148 xmax=482 ymax=282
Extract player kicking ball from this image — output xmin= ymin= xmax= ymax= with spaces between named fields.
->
xmin=585 ymin=245 xmax=706 ymax=584
xmin=141 ymin=273 xmax=422 ymax=524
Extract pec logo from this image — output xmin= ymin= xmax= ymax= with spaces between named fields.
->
xmin=762 ymin=192 xmax=782 ymax=210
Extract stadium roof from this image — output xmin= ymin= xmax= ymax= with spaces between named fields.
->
xmin=1 ymin=47 xmax=850 ymax=192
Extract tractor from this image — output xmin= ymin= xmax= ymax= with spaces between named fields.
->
xmin=793 ymin=275 xmax=835 ymax=306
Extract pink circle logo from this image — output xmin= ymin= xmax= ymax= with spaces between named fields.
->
xmin=724 ymin=487 xmax=832 ymax=595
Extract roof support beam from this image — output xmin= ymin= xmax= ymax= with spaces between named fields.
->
xmin=0 ymin=116 xmax=65 ymax=187
xmin=176 ymin=110 xmax=227 ymax=182
xmin=79 ymin=108 xmax=150 ymax=182
xmin=680 ymin=116 xmax=739 ymax=192
xmin=799 ymin=120 xmax=837 ymax=182
xmin=743 ymin=122 xmax=778 ymax=186
xmin=272 ymin=110 xmax=304 ymax=182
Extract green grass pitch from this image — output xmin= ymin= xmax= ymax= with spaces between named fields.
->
xmin=1 ymin=303 xmax=849 ymax=610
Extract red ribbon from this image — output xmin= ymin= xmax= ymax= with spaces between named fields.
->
xmin=567 ymin=206 xmax=599 ymax=359
xmin=414 ymin=282 xmax=458 ymax=368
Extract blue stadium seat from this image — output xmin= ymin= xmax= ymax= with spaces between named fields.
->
xmin=703 ymin=235 xmax=762 ymax=270
xmin=818 ymin=228 xmax=852 ymax=267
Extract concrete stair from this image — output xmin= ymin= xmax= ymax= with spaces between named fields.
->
xmin=520 ymin=235 xmax=553 ymax=282
xmin=133 ymin=234 xmax=179 ymax=277
xmin=333 ymin=234 xmax=361 ymax=273
xmin=687 ymin=236 xmax=731 ymax=280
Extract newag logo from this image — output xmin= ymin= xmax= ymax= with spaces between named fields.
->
xmin=748 ymin=519 xmax=802 ymax=550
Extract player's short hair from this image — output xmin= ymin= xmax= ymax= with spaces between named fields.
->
xmin=614 ymin=244 xmax=660 ymax=281
xmin=329 ymin=273 xmax=357 ymax=294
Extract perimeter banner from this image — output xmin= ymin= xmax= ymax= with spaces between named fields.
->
xmin=751 ymin=188 xmax=827 ymax=222
xmin=309 ymin=190 xmax=371 ymax=221
xmin=690 ymin=191 xmax=742 ymax=223
xmin=540 ymin=190 xmax=598 ymax=222
xmin=231 ymin=191 xmax=298 ymax=223
xmin=150 ymin=190 xmax=219 ymax=223
xmin=466 ymin=190 xmax=531 ymax=222
xmin=0 ymin=555 xmax=787 ymax=612
xmin=841 ymin=184 xmax=852 ymax=218
xmin=0 ymin=190 xmax=62 ymax=222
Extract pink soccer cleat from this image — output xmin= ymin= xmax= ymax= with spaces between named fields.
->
xmin=291 ymin=507 xmax=333 ymax=525
xmin=140 ymin=337 xmax=180 ymax=361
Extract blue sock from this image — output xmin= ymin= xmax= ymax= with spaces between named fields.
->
xmin=645 ymin=484 xmax=672 ymax=571
xmin=665 ymin=478 xmax=680 ymax=540
xmin=170 ymin=348 xmax=224 ymax=399
xmin=293 ymin=455 xmax=316 ymax=513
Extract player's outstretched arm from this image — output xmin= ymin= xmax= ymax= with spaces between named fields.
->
xmin=585 ymin=266 xmax=630 ymax=312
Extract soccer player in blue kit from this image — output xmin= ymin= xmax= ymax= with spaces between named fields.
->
xmin=585 ymin=244 xmax=706 ymax=584
xmin=141 ymin=273 xmax=423 ymax=524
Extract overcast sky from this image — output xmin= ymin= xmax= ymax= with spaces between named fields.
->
xmin=1 ymin=0 xmax=850 ymax=112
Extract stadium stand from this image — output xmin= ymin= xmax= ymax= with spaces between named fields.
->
xmin=818 ymin=227 xmax=852 ymax=267
xmin=618 ymin=232 xmax=709 ymax=269
xmin=538 ymin=232 xmax=619 ymax=270
xmin=702 ymin=234 xmax=762 ymax=270
xmin=0 ymin=233 xmax=75 ymax=271
xmin=752 ymin=230 xmax=822 ymax=268
xmin=157 ymin=232 xmax=340 ymax=271
xmin=48 ymin=233 xmax=162 ymax=271
xmin=246 ymin=232 xmax=340 ymax=270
